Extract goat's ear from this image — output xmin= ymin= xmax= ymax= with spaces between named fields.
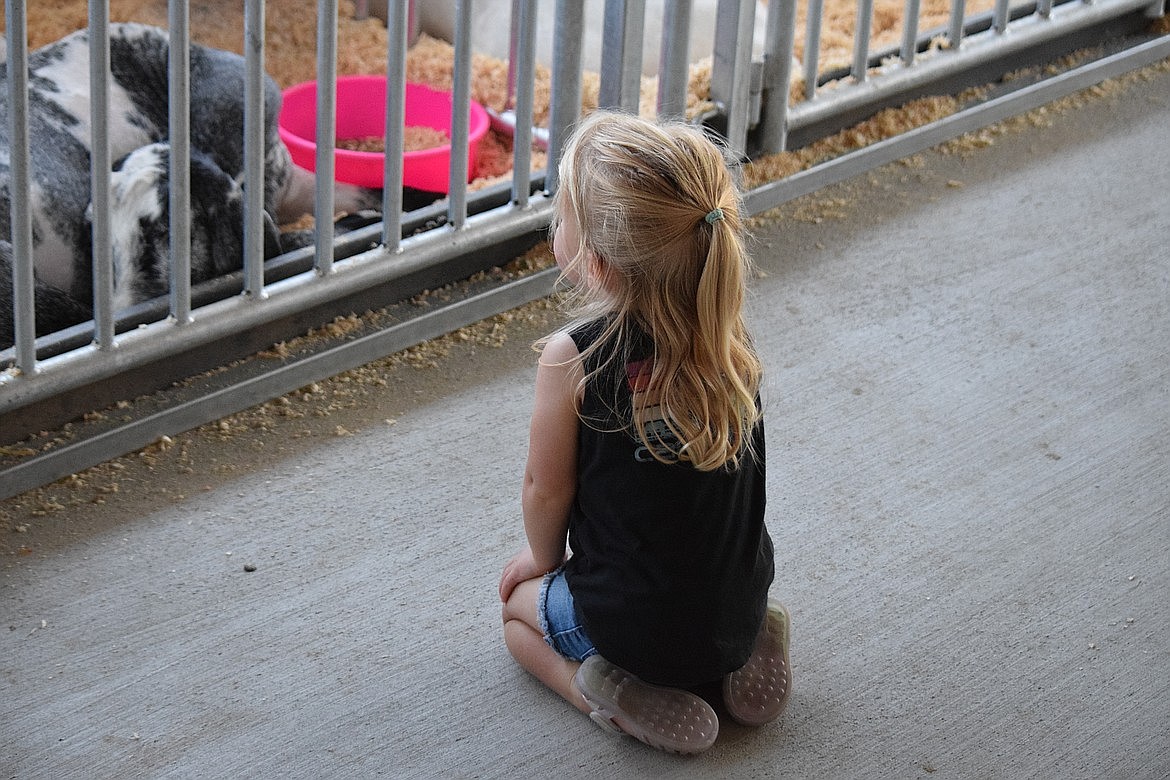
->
xmin=262 ymin=210 xmax=283 ymax=260
xmin=109 ymin=148 xmax=168 ymax=213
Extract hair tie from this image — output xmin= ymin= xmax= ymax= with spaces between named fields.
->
xmin=704 ymin=208 xmax=724 ymax=225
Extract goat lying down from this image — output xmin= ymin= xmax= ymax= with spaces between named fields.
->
xmin=0 ymin=23 xmax=377 ymax=350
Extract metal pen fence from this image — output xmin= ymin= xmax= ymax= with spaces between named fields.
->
xmin=1 ymin=0 xmax=1166 ymax=493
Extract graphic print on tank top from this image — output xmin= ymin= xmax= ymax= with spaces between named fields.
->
xmin=625 ymin=357 xmax=683 ymax=463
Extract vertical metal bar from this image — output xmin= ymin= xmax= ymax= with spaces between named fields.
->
xmin=89 ymin=0 xmax=115 ymax=349
xmin=546 ymin=0 xmax=584 ymax=195
xmin=992 ymin=0 xmax=1011 ymax=33
xmin=383 ymin=0 xmax=409 ymax=251
xmin=243 ymin=0 xmax=268 ymax=298
xmin=169 ymin=0 xmax=193 ymax=324
xmin=511 ymin=0 xmax=538 ymax=206
xmin=657 ymin=0 xmax=693 ymax=120
xmin=599 ymin=0 xmax=645 ymax=112
xmin=507 ymin=0 xmax=522 ymax=110
xmin=948 ymin=0 xmax=967 ymax=49
xmin=901 ymin=0 xmax=922 ymax=65
xmin=448 ymin=0 xmax=473 ymax=229
xmin=5 ymin=2 xmax=36 ymax=370
xmin=803 ymin=0 xmax=824 ymax=99
xmin=710 ymin=0 xmax=758 ymax=157
xmin=853 ymin=0 xmax=875 ymax=83
xmin=1037 ymin=0 xmax=1054 ymax=16
xmin=315 ymin=0 xmax=339 ymax=275
xmin=756 ymin=0 xmax=797 ymax=154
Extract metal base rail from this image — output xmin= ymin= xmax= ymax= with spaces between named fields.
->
xmin=1 ymin=32 xmax=1167 ymax=502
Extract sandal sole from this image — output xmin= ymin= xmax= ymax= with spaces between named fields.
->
xmin=722 ymin=598 xmax=792 ymax=727
xmin=575 ymin=655 xmax=718 ymax=754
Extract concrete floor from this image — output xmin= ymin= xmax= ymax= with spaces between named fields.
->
xmin=2 ymin=63 xmax=1168 ymax=779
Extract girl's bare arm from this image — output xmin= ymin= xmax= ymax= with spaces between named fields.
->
xmin=521 ymin=331 xmax=582 ymax=572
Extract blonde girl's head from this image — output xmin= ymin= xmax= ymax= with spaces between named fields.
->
xmin=552 ymin=111 xmax=762 ymax=472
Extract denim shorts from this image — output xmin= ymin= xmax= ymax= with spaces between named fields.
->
xmin=538 ymin=566 xmax=598 ymax=662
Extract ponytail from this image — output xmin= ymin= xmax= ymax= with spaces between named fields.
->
xmin=553 ymin=111 xmax=763 ymax=471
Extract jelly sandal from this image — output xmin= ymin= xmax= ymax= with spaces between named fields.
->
xmin=574 ymin=655 xmax=719 ymax=754
xmin=722 ymin=599 xmax=792 ymax=726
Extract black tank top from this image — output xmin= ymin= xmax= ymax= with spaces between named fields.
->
xmin=563 ymin=319 xmax=774 ymax=686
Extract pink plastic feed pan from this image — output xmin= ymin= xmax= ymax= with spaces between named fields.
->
xmin=278 ymin=77 xmax=489 ymax=193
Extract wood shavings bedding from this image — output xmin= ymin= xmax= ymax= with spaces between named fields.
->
xmin=339 ymin=126 xmax=451 ymax=153
xmin=3 ymin=2 xmax=1163 ymax=221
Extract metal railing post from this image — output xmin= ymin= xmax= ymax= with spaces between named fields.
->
xmin=5 ymin=2 xmax=36 ymax=372
xmin=243 ymin=0 xmax=269 ymax=299
xmin=448 ymin=0 xmax=473 ymax=228
xmin=803 ymin=0 xmax=825 ymax=99
xmin=89 ymin=1 xmax=115 ymax=349
xmin=546 ymin=0 xmax=585 ymax=194
xmin=901 ymin=0 xmax=923 ymax=65
xmin=657 ymin=0 xmax=693 ymax=120
xmin=755 ymin=0 xmax=797 ymax=154
xmin=169 ymin=0 xmax=193 ymax=324
xmin=315 ymin=0 xmax=339 ymax=275
xmin=511 ymin=0 xmax=539 ymax=206
xmin=710 ymin=0 xmax=760 ymax=156
xmin=948 ymin=0 xmax=968 ymax=47
xmin=599 ymin=0 xmax=646 ymax=112
xmin=853 ymin=0 xmax=875 ymax=82
xmin=383 ymin=0 xmax=410 ymax=250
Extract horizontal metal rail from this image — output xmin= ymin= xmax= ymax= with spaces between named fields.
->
xmin=2 ymin=33 xmax=1165 ymax=502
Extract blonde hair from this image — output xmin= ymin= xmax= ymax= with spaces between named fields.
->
xmin=551 ymin=111 xmax=762 ymax=472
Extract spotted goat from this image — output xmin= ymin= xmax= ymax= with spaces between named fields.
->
xmin=0 ymin=23 xmax=377 ymax=349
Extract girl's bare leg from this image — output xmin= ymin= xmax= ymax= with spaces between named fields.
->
xmin=501 ymin=577 xmax=591 ymax=715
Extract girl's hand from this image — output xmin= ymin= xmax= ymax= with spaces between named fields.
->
xmin=499 ymin=546 xmax=554 ymax=603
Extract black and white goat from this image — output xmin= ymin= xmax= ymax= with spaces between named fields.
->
xmin=0 ymin=23 xmax=374 ymax=349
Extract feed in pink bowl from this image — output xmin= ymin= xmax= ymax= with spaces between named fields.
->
xmin=278 ymin=77 xmax=489 ymax=193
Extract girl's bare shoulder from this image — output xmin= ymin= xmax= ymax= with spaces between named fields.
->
xmin=538 ymin=329 xmax=582 ymax=367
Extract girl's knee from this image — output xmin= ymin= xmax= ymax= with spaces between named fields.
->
xmin=502 ymin=577 xmax=542 ymax=627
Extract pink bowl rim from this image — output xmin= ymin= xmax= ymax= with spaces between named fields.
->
xmin=278 ymin=77 xmax=491 ymax=163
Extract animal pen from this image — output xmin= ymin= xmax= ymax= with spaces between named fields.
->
xmin=1 ymin=0 xmax=1168 ymax=499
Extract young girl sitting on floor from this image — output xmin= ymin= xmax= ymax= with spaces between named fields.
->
xmin=498 ymin=110 xmax=791 ymax=755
